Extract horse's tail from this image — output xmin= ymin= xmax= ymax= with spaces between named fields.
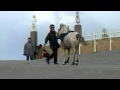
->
xmin=76 ymin=34 xmax=89 ymax=45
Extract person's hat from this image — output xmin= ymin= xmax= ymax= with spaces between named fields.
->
xmin=28 ymin=37 xmax=31 ymax=39
xmin=50 ymin=24 xmax=55 ymax=28
xmin=39 ymin=44 xmax=42 ymax=47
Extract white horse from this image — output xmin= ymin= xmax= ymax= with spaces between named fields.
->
xmin=57 ymin=24 xmax=88 ymax=65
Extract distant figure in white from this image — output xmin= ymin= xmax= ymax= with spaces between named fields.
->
xmin=76 ymin=11 xmax=80 ymax=24
xmin=32 ymin=15 xmax=37 ymax=31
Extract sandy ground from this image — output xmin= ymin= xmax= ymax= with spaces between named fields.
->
xmin=0 ymin=50 xmax=120 ymax=79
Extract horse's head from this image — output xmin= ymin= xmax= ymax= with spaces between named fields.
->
xmin=57 ymin=23 xmax=69 ymax=38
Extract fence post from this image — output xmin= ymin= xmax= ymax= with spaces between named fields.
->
xmin=79 ymin=44 xmax=80 ymax=54
xmin=109 ymin=31 xmax=113 ymax=51
xmin=94 ymin=32 xmax=97 ymax=53
xmin=79 ymin=44 xmax=82 ymax=54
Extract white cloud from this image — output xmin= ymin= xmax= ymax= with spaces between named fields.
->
xmin=58 ymin=12 xmax=74 ymax=24
xmin=34 ymin=11 xmax=55 ymax=23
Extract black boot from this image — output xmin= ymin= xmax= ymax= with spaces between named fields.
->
xmin=46 ymin=59 xmax=50 ymax=64
xmin=54 ymin=62 xmax=58 ymax=65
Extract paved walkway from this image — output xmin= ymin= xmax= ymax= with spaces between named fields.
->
xmin=0 ymin=50 xmax=120 ymax=79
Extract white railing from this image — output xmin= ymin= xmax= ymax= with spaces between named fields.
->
xmin=84 ymin=35 xmax=93 ymax=41
xmin=79 ymin=31 xmax=120 ymax=54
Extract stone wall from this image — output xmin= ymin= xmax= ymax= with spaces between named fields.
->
xmin=111 ymin=37 xmax=120 ymax=50
xmin=80 ymin=40 xmax=94 ymax=54
xmin=35 ymin=37 xmax=120 ymax=58
xmin=96 ymin=38 xmax=110 ymax=52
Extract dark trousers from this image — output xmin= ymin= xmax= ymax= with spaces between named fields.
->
xmin=48 ymin=48 xmax=58 ymax=63
xmin=26 ymin=56 xmax=33 ymax=60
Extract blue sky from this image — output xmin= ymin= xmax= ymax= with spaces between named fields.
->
xmin=0 ymin=11 xmax=120 ymax=60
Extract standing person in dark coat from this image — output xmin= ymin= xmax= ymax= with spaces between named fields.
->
xmin=23 ymin=38 xmax=35 ymax=61
xmin=44 ymin=24 xmax=60 ymax=64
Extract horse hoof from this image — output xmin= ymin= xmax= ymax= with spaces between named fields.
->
xmin=68 ymin=60 xmax=69 ymax=63
xmin=75 ymin=63 xmax=78 ymax=65
xmin=63 ymin=63 xmax=66 ymax=65
xmin=71 ymin=63 xmax=74 ymax=65
xmin=66 ymin=58 xmax=69 ymax=63
xmin=64 ymin=61 xmax=67 ymax=64
xmin=66 ymin=60 xmax=69 ymax=63
xmin=77 ymin=59 xmax=79 ymax=62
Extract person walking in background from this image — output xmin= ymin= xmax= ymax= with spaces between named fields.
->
xmin=44 ymin=24 xmax=60 ymax=64
xmin=23 ymin=37 xmax=35 ymax=61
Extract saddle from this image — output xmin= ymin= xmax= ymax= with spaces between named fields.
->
xmin=60 ymin=31 xmax=75 ymax=41
xmin=68 ymin=31 xmax=74 ymax=33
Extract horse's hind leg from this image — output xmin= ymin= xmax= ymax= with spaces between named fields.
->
xmin=66 ymin=49 xmax=70 ymax=63
xmin=75 ymin=53 xmax=78 ymax=65
xmin=72 ymin=53 xmax=78 ymax=65
xmin=63 ymin=49 xmax=67 ymax=65
xmin=71 ymin=47 xmax=78 ymax=65
xmin=71 ymin=56 xmax=75 ymax=65
xmin=75 ymin=47 xmax=79 ymax=65
xmin=71 ymin=48 xmax=76 ymax=65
